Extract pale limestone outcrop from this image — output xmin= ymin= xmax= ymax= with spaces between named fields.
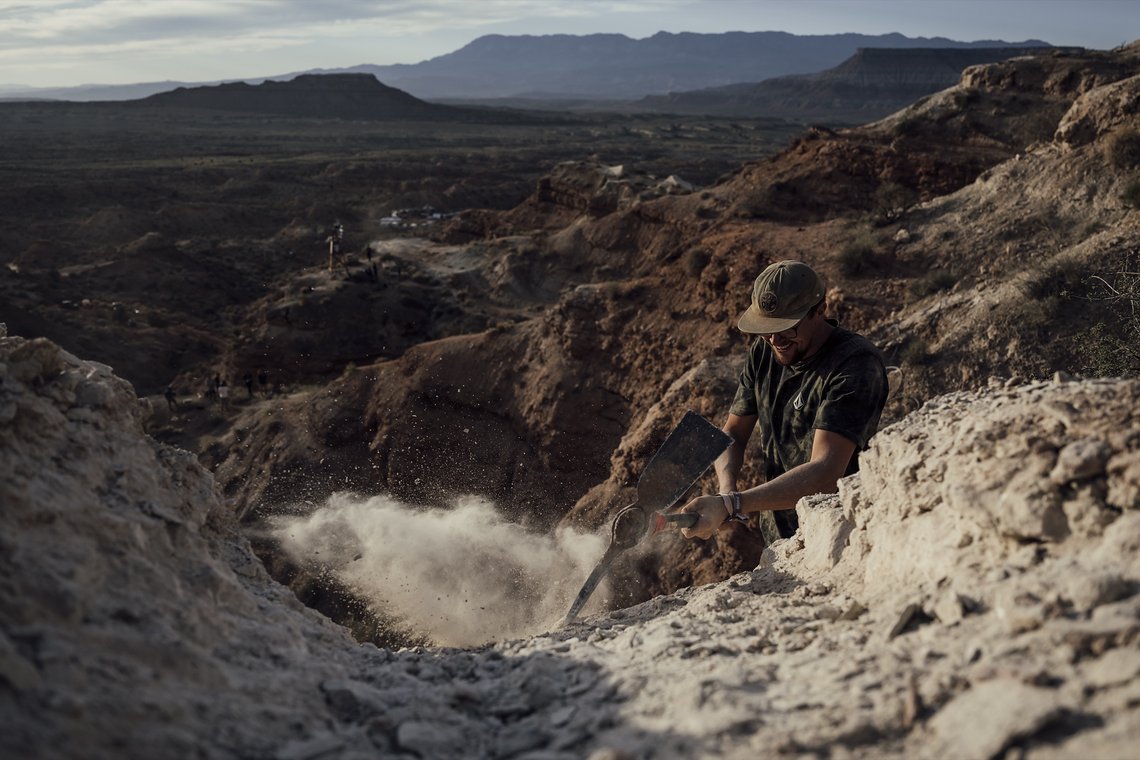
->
xmin=3 ymin=328 xmax=1138 ymax=759
xmin=1056 ymin=72 xmax=1140 ymax=146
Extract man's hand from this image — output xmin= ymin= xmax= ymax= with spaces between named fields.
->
xmin=678 ymin=494 xmax=730 ymax=540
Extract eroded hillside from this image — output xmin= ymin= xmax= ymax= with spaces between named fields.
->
xmin=183 ymin=43 xmax=1140 ymax=622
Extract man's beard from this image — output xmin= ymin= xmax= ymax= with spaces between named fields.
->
xmin=770 ymin=340 xmax=806 ymax=365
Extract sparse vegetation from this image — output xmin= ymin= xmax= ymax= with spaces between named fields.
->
xmin=1106 ymin=128 xmax=1140 ymax=169
xmin=1082 ymin=221 xmax=1106 ymax=238
xmin=1021 ymin=257 xmax=1086 ymax=304
xmin=682 ymin=247 xmax=710 ymax=276
xmin=898 ymin=337 xmax=933 ymax=366
xmin=891 ymin=116 xmax=922 ymax=139
xmin=910 ymin=269 xmax=958 ymax=297
xmin=731 ymin=185 xmax=780 ymax=219
xmin=1013 ymin=256 xmax=1140 ymax=378
xmin=836 ymin=231 xmax=879 ymax=276
xmin=1079 ymin=262 xmax=1140 ymax=376
xmin=1079 ymin=322 xmax=1140 ymax=377
xmin=869 ymin=181 xmax=916 ymax=226
xmin=951 ymin=88 xmax=981 ymax=109
xmin=1121 ymin=176 xmax=1140 ymax=208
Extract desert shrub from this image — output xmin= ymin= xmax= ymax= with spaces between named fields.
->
xmin=870 ymin=181 xmax=917 ymax=226
xmin=892 ymin=119 xmax=917 ymax=139
xmin=898 ymin=337 xmax=933 ymax=366
xmin=952 ymin=88 xmax=981 ymax=108
xmin=1079 ymin=322 xmax=1140 ymax=377
xmin=836 ymin=232 xmax=878 ymax=277
xmin=732 ymin=184 xmax=780 ymax=219
xmin=1082 ymin=221 xmax=1106 ymax=238
xmin=682 ymin=247 xmax=710 ymax=277
xmin=1106 ymin=128 xmax=1140 ymax=169
xmin=1021 ymin=258 xmax=1086 ymax=303
xmin=910 ymin=269 xmax=958 ymax=297
xmin=1078 ymin=262 xmax=1140 ymax=377
xmin=1120 ymin=176 xmax=1140 ymax=208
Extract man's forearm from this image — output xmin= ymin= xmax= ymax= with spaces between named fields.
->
xmin=737 ymin=459 xmax=840 ymax=513
xmin=715 ymin=442 xmax=745 ymax=492
xmin=716 ymin=413 xmax=757 ymax=493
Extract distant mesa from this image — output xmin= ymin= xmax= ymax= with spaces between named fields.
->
xmin=137 ymin=73 xmax=454 ymax=120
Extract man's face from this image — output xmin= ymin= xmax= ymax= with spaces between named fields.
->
xmin=761 ymin=316 xmax=815 ymax=365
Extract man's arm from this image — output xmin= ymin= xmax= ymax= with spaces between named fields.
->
xmin=715 ymin=413 xmax=757 ymax=493
xmin=681 ymin=428 xmax=856 ymax=540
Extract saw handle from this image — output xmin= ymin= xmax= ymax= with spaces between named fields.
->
xmin=662 ymin=511 xmax=700 ymax=527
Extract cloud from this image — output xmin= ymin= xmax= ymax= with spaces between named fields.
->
xmin=0 ymin=0 xmax=689 ymax=83
xmin=0 ymin=0 xmax=686 ymax=45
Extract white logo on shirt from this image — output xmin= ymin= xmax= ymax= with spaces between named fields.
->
xmin=792 ymin=392 xmax=804 ymax=411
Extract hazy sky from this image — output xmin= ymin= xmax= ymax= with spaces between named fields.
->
xmin=2 ymin=0 xmax=1137 ymax=88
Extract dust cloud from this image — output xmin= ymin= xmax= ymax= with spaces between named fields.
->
xmin=274 ymin=493 xmax=608 ymax=646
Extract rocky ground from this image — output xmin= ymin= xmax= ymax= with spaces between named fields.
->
xmin=3 ymin=327 xmax=1137 ymax=759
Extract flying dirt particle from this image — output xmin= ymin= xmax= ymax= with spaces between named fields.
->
xmin=273 ymin=492 xmax=607 ymax=646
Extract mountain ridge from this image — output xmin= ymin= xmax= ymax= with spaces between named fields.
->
xmin=634 ymin=45 xmax=1070 ymax=121
xmin=0 ymin=30 xmax=1052 ymax=102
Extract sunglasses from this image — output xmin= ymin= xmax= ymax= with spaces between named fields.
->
xmin=760 ymin=322 xmax=801 ymax=342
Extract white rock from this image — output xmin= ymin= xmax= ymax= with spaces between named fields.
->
xmin=929 ymin=679 xmax=1064 ymax=760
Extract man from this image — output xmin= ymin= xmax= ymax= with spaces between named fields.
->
xmin=679 ymin=260 xmax=888 ymax=542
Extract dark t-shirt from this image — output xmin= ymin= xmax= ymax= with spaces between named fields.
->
xmin=729 ymin=323 xmax=888 ymax=538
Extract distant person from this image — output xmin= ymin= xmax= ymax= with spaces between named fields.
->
xmin=243 ymin=372 xmax=254 ymax=398
xmin=257 ymin=369 xmax=269 ymax=395
xmin=164 ymin=385 xmax=177 ymax=411
xmin=205 ymin=378 xmax=217 ymax=404
xmin=327 ymin=220 xmax=345 ymax=271
xmin=676 ymin=260 xmax=888 ymax=542
xmin=217 ymin=379 xmax=230 ymax=411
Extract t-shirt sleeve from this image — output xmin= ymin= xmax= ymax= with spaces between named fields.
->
xmin=728 ymin=340 xmax=762 ymax=417
xmin=812 ymin=353 xmax=888 ymax=449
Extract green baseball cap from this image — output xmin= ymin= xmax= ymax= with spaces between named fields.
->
xmin=737 ymin=260 xmax=825 ymax=334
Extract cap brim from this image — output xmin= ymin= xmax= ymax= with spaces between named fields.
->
xmin=737 ymin=305 xmax=806 ymax=334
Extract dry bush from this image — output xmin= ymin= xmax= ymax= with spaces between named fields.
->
xmin=836 ymin=231 xmax=878 ymax=277
xmin=682 ymin=247 xmax=710 ymax=277
xmin=910 ymin=269 xmax=958 ymax=298
xmin=1106 ymin=128 xmax=1140 ymax=169
xmin=870 ymin=182 xmax=916 ymax=226
xmin=898 ymin=337 xmax=933 ymax=366
xmin=1020 ymin=258 xmax=1086 ymax=303
xmin=1079 ymin=262 xmax=1140 ymax=376
xmin=1121 ymin=176 xmax=1140 ymax=209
